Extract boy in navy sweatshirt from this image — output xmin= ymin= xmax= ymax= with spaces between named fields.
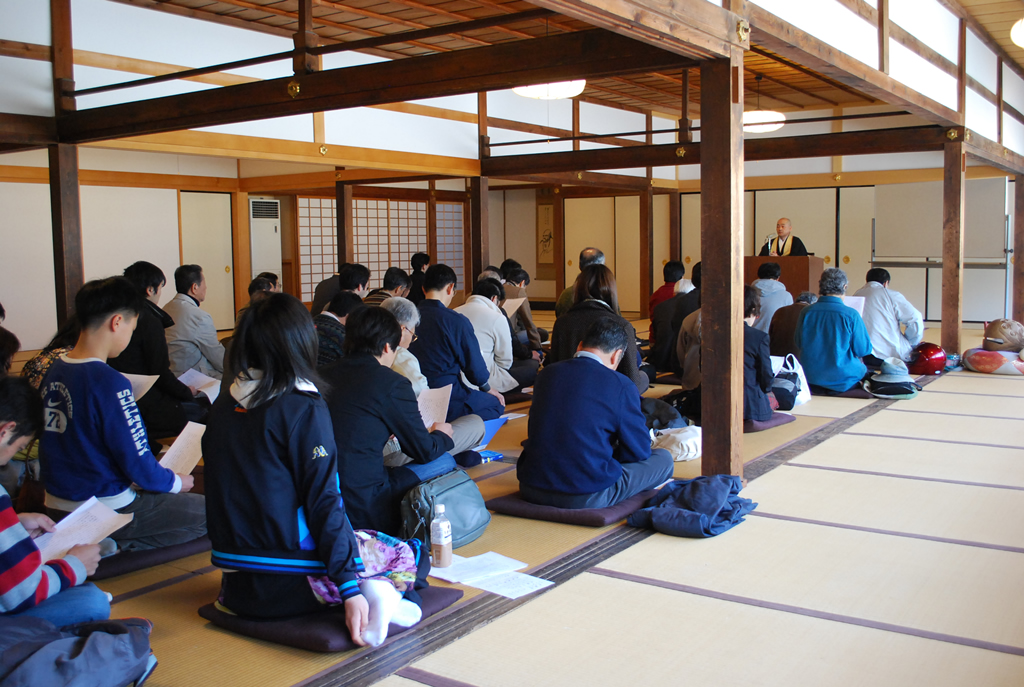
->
xmin=39 ymin=277 xmax=206 ymax=551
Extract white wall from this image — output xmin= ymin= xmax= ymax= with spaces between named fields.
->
xmin=0 ymin=183 xmax=57 ymax=350
xmin=502 ymin=189 xmax=555 ymax=299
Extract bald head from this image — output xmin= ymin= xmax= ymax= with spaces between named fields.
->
xmin=579 ymin=247 xmax=605 ymax=271
xmin=775 ymin=218 xmax=792 ymax=241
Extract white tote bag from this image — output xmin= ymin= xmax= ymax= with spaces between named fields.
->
xmin=652 ymin=426 xmax=702 ymax=462
xmin=771 ymin=354 xmax=811 ymax=406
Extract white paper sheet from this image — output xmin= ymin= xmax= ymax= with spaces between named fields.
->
xmin=428 ymin=551 xmax=526 ymax=584
xmin=501 ymin=412 xmax=527 ymax=420
xmin=417 ymin=384 xmax=452 ymax=428
xmin=470 ymin=571 xmax=554 ymax=599
xmin=121 ymin=373 xmax=158 ymax=401
xmin=842 ymin=295 xmax=866 ymax=317
xmin=35 ymin=497 xmax=133 ymax=562
xmin=158 ymin=421 xmax=206 ymax=475
xmin=177 ymin=369 xmax=221 ymax=402
xmin=500 ymin=297 xmax=526 ymax=318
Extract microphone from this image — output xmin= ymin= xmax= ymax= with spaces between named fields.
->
xmin=763 ymin=234 xmax=774 ymax=247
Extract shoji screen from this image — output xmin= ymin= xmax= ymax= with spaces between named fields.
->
xmin=297 ymin=197 xmax=338 ymax=303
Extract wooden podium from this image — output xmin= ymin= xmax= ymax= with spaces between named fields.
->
xmin=744 ymin=256 xmax=826 ymax=298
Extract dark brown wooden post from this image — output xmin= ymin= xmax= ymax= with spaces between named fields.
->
xmin=640 ymin=186 xmax=654 ymax=319
xmin=478 ymin=92 xmax=489 ymax=159
xmin=470 ymin=177 xmax=489 ymax=282
xmin=293 ymin=0 xmax=319 ymax=75
xmin=699 ymin=49 xmax=745 ymax=478
xmin=1014 ymin=175 xmax=1024 ymax=324
xmin=49 ymin=0 xmax=82 ymax=326
xmin=680 ymin=69 xmax=693 ymax=143
xmin=427 ymin=181 xmax=438 ymax=260
xmin=335 ymin=181 xmax=353 ymax=265
xmin=942 ymin=139 xmax=965 ymax=355
xmin=572 ymin=100 xmax=581 ymax=151
xmin=669 ymin=190 xmax=682 ymax=262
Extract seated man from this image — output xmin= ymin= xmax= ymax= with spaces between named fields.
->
xmin=247 ymin=277 xmax=274 ymax=304
xmin=853 ymin=268 xmax=924 ymax=364
xmin=108 ymin=261 xmax=201 ymax=439
xmin=321 ymin=307 xmax=458 ymax=535
xmin=455 ymin=279 xmax=538 ymax=392
xmin=769 ymin=291 xmax=816 ymax=358
xmin=314 ymin=291 xmax=364 ymax=367
xmin=518 ymin=318 xmax=673 ymax=510
xmin=670 ymin=261 xmax=701 ymax=335
xmin=163 ymin=264 xmax=226 ymax=380
xmin=502 ymin=264 xmax=547 ymax=351
xmin=750 ymin=262 xmax=793 ymax=333
xmin=255 ymin=271 xmax=282 ymax=293
xmin=39 ymin=277 xmax=206 ymax=551
xmin=796 ymin=268 xmax=873 ymax=393
xmin=649 ymin=279 xmax=688 ymax=372
xmin=0 ymin=376 xmax=107 ymax=625
xmin=409 ymin=265 xmax=505 ymax=421
xmin=555 ymin=247 xmax=605 ymax=318
xmin=650 ymin=260 xmax=686 ymax=314
xmin=408 ymin=252 xmax=430 ymax=305
xmin=742 ymin=286 xmax=774 ymax=423
xmin=311 ymin=263 xmax=371 ymax=316
xmin=363 ymin=267 xmax=412 ymax=307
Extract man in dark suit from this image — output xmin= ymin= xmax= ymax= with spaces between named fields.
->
xmin=517 ymin=318 xmax=674 ymax=510
xmin=321 ymin=307 xmax=456 ymax=535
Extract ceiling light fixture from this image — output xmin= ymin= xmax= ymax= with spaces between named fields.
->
xmin=512 ymin=80 xmax=587 ymax=100
xmin=1012 ymin=18 xmax=1024 ymax=48
xmin=743 ymin=75 xmax=786 ymax=133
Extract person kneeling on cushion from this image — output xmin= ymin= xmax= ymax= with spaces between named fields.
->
xmin=517 ymin=317 xmax=673 ymax=510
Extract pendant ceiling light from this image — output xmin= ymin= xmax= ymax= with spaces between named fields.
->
xmin=513 ymin=80 xmax=587 ymax=100
xmin=1012 ymin=18 xmax=1024 ymax=48
xmin=743 ymin=75 xmax=786 ymax=134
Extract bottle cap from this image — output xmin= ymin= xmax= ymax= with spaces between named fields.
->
xmin=435 ymin=504 xmax=445 ymax=514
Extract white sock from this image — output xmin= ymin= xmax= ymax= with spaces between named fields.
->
xmin=390 ymin=599 xmax=423 ymax=628
xmin=358 ymin=579 xmax=401 ymax=647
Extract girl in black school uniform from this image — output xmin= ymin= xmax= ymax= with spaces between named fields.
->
xmin=202 ymin=293 xmax=422 ymax=647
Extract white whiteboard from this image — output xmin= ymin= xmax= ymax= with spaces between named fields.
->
xmin=874 ymin=178 xmax=1006 ymax=259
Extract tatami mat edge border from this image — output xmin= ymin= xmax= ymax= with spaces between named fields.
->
xmin=783 ymin=462 xmax=1024 ymax=492
xmin=587 ymin=568 xmax=1024 ymax=657
xmin=110 ymin=565 xmax=217 ymax=605
xmin=844 ymin=431 xmax=1024 ymax=451
xmin=396 ymin=667 xmax=478 ymax=687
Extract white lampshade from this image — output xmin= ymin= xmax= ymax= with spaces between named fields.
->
xmin=1012 ymin=18 xmax=1024 ymax=48
xmin=512 ymin=80 xmax=587 ymax=100
xmin=743 ymin=109 xmax=786 ymax=133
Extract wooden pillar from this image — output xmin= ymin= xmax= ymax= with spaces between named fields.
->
xmin=1014 ymin=175 xmax=1024 ymax=324
xmin=293 ymin=0 xmax=318 ymax=75
xmin=680 ymin=69 xmax=693 ymax=143
xmin=669 ymin=190 xmax=681 ymax=261
xmin=699 ymin=49 xmax=745 ymax=478
xmin=942 ymin=139 xmax=965 ymax=355
xmin=478 ymin=92 xmax=489 ymax=159
xmin=957 ymin=19 xmax=967 ymax=115
xmin=572 ymin=100 xmax=581 ymax=151
xmin=470 ymin=177 xmax=489 ymax=281
xmin=335 ymin=182 xmax=353 ymax=265
xmin=427 ymin=181 xmax=438 ymax=260
xmin=997 ymin=59 xmax=1004 ymax=145
xmin=877 ymin=0 xmax=890 ymax=74
xmin=639 ymin=187 xmax=654 ymax=319
xmin=231 ymin=191 xmax=251 ymax=313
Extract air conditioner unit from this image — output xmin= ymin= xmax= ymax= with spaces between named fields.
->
xmin=249 ymin=199 xmax=282 ymax=283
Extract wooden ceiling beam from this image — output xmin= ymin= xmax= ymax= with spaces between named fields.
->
xmin=499 ymin=171 xmax=651 ymax=189
xmin=745 ymin=67 xmax=839 ymax=106
xmin=584 ymin=81 xmax=682 ymax=114
xmin=59 ymin=30 xmax=695 ymax=143
xmin=363 ymin=0 xmax=534 ymax=40
xmin=0 ymin=113 xmax=58 ymax=147
xmin=312 ymin=0 xmax=490 ymax=46
xmin=481 ymin=125 xmax=960 ymax=175
xmin=748 ymin=45 xmax=869 ymax=100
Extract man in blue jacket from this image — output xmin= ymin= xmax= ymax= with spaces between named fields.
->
xmin=517 ymin=318 xmax=673 ymax=509
xmin=409 ymin=265 xmax=504 ymax=422
xmin=795 ymin=268 xmax=874 ymax=393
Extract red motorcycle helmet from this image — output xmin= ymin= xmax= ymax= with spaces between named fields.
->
xmin=907 ymin=342 xmax=946 ymax=375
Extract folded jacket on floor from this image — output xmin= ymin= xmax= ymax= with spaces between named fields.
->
xmin=627 ymin=475 xmax=756 ymax=538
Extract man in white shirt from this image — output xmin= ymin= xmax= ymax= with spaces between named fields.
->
xmin=454 ymin=279 xmax=521 ymax=392
xmin=852 ymin=268 xmax=924 ymax=364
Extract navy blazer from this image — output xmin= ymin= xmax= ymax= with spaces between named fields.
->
xmin=517 ymin=356 xmax=653 ymax=496
xmin=744 ymin=323 xmax=774 ymax=422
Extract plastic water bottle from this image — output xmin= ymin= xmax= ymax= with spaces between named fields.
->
xmin=430 ymin=504 xmax=453 ymax=568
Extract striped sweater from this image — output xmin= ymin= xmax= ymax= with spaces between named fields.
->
xmin=0 ymin=487 xmax=86 ymax=614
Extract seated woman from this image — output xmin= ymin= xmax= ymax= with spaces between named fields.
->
xmin=321 ymin=307 xmax=457 ymax=536
xmin=548 ymin=264 xmax=649 ymax=393
xmin=743 ymin=285 xmax=774 ymax=423
xmin=202 ymin=294 xmax=420 ymax=646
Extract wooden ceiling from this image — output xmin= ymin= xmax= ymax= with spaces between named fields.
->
xmin=116 ymin=0 xmax=877 ymax=118
xmin=960 ymin=0 xmax=1024 ymax=72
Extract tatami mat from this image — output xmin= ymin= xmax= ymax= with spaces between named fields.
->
xmin=738 ymin=461 xmax=1024 ymax=549
xmin=407 ymin=572 xmax=1024 ymax=687
xmin=743 ymin=414 xmax=832 ymax=462
xmin=898 ymin=390 xmax=1024 ymax=419
xmin=788 ymin=395 xmax=876 ymax=418
xmin=923 ymin=374 xmax=1024 ymax=397
xmin=790 ymin=433 xmax=1024 ymax=488
xmin=849 ymin=408 xmax=1024 ymax=446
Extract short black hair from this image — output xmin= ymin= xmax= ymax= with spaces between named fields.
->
xmin=499 ymin=259 xmax=522 ymax=280
xmin=75 ymin=277 xmax=145 ymax=330
xmin=338 ymin=263 xmax=371 ymax=292
xmin=256 ymin=272 xmax=279 ymax=287
xmin=473 ymin=278 xmax=505 ymax=301
xmin=866 ymin=267 xmax=891 ymax=285
xmin=382 ymin=267 xmax=411 ymax=291
xmin=505 ymin=268 xmax=530 ymax=286
xmin=757 ymin=262 xmax=782 ymax=280
xmin=0 ymin=301 xmax=5 ymax=322
xmin=344 ymin=306 xmax=401 ymax=357
xmin=174 ymin=264 xmax=204 ymax=295
xmin=411 ymin=252 xmax=431 ymax=271
xmin=123 ymin=261 xmax=166 ymax=296
xmin=0 ymin=327 xmax=19 ymax=374
xmin=248 ymin=277 xmax=274 ymax=296
xmin=691 ymin=262 xmax=702 ymax=290
xmin=744 ymin=284 xmax=761 ymax=318
xmin=663 ymin=261 xmax=685 ymax=282
xmin=423 ymin=264 xmax=457 ymax=292
xmin=0 ymin=375 xmax=43 ymax=443
xmin=326 ymin=291 xmax=365 ymax=318
xmin=580 ymin=317 xmax=630 ymax=355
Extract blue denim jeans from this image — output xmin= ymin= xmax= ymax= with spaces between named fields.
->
xmin=12 ymin=582 xmax=111 ymax=627
xmin=403 ymin=453 xmax=458 ymax=483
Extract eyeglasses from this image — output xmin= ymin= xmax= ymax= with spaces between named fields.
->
xmin=402 ymin=326 xmax=418 ymax=344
